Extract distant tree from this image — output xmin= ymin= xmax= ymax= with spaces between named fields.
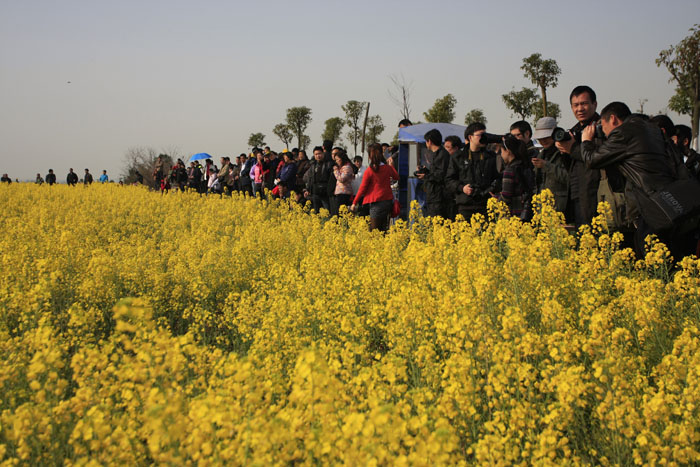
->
xmin=423 ymin=94 xmax=457 ymax=123
xmin=285 ymin=106 xmax=313 ymax=151
xmin=464 ymin=108 xmax=488 ymax=126
xmin=247 ymin=132 xmax=266 ymax=148
xmin=521 ymin=53 xmax=561 ymax=117
xmin=272 ymin=123 xmax=293 ymax=149
xmin=342 ymin=100 xmax=366 ymax=156
xmin=121 ymin=147 xmax=176 ymax=188
xmin=299 ymin=135 xmax=311 ymax=151
xmin=637 ymin=98 xmax=649 ymax=114
xmin=502 ymin=87 xmax=537 ymax=120
xmin=321 ymin=117 xmax=345 ymax=146
xmin=364 ymin=115 xmax=385 ymax=145
xmin=668 ymin=93 xmax=692 ymax=116
xmin=388 ymin=73 xmax=413 ymax=120
xmin=657 ymin=24 xmax=700 ymax=143
xmin=531 ymin=99 xmax=561 ymax=122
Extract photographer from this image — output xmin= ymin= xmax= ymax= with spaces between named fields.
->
xmin=555 ymin=86 xmax=602 ymax=227
xmin=415 ymin=129 xmax=450 ymax=218
xmin=531 ymin=117 xmax=570 ymax=213
xmin=580 ymin=101 xmax=694 ymax=257
xmin=445 ymin=123 xmax=500 ymax=221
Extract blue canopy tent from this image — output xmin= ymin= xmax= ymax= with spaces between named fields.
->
xmin=397 ymin=123 xmax=467 ymax=218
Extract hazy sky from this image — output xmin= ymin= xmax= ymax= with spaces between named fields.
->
xmin=1 ymin=0 xmax=698 ymax=180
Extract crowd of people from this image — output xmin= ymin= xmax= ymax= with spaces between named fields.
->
xmin=4 ymin=83 xmax=700 ymax=252
xmin=151 ymin=141 xmax=399 ymax=232
xmin=412 ymin=85 xmax=700 ymax=259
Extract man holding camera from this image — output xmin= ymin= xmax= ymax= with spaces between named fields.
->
xmin=416 ymin=129 xmax=450 ymax=218
xmin=580 ymin=101 xmax=697 ymax=257
xmin=555 ymin=85 xmax=602 ymax=226
xmin=445 ymin=122 xmax=500 ymax=221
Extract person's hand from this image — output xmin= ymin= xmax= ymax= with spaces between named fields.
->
xmin=416 ymin=172 xmax=425 ymax=179
xmin=304 ymin=190 xmax=310 ymax=197
xmin=581 ymin=123 xmax=596 ymax=142
xmin=555 ymin=137 xmax=575 ymax=154
xmin=462 ymin=184 xmax=474 ymax=195
xmin=531 ymin=157 xmax=546 ymax=169
xmin=350 ymin=204 xmax=356 ymax=212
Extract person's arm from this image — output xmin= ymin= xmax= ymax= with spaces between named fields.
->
xmin=497 ymin=168 xmax=515 ymax=203
xmin=581 ymin=126 xmax=627 ymax=169
xmin=445 ymin=154 xmax=466 ymax=195
xmin=337 ymin=164 xmax=354 ymax=184
xmin=352 ymin=169 xmax=373 ymax=207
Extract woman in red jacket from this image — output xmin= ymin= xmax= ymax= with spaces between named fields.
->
xmin=351 ymin=143 xmax=399 ymax=231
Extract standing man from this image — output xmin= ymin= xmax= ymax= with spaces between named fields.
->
xmin=415 ymin=129 xmax=450 ymax=218
xmin=66 ymin=168 xmax=78 ymax=186
xmin=1 ymin=174 xmax=11 ymax=184
xmin=445 ymin=123 xmax=500 ymax=221
xmin=555 ymin=85 xmax=602 ymax=226
xmin=239 ymin=153 xmax=255 ymax=196
xmin=580 ymin=102 xmax=689 ymax=256
xmin=84 ymin=169 xmax=93 ymax=185
xmin=45 ymin=169 xmax=56 ymax=185
xmin=99 ymin=170 xmax=109 ymax=183
xmin=305 ymin=146 xmax=333 ymax=213
xmin=674 ymin=124 xmax=700 ymax=179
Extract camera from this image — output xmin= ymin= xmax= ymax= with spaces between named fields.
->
xmin=552 ymin=123 xmax=606 ymax=143
xmin=479 ymin=132 xmax=504 ymax=145
xmin=413 ymin=166 xmax=430 ymax=177
xmin=552 ymin=127 xmax=572 ymax=142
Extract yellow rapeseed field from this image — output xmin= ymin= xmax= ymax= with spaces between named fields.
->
xmin=1 ymin=183 xmax=699 ymax=465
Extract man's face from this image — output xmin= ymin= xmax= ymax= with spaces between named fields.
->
xmin=468 ymin=130 xmax=485 ymax=149
xmin=354 ymin=159 xmax=362 ymax=169
xmin=444 ymin=141 xmax=458 ymax=155
xmin=313 ymin=150 xmax=324 ymax=161
xmin=570 ymin=92 xmax=597 ymax=123
xmin=510 ymin=128 xmax=530 ymax=144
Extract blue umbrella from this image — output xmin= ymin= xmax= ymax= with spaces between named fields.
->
xmin=188 ymin=153 xmax=213 ymax=162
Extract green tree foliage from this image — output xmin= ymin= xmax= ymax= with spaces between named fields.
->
xmin=247 ymin=132 xmax=266 ymax=149
xmin=502 ymin=87 xmax=537 ymax=120
xmin=531 ymin=99 xmax=561 ymax=122
xmin=521 ymin=53 xmax=561 ymax=118
xmin=321 ymin=117 xmax=345 ymax=146
xmin=364 ymin=115 xmax=385 ymax=146
xmin=285 ymin=107 xmax=313 ymax=151
xmin=423 ymin=94 xmax=457 ymax=123
xmin=272 ymin=123 xmax=293 ymax=149
xmin=657 ymin=24 xmax=700 ymax=142
xmin=464 ymin=108 xmax=487 ymax=126
xmin=342 ymin=100 xmax=366 ymax=156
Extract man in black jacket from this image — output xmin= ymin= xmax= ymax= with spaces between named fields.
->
xmin=416 ymin=129 xmax=450 ymax=218
xmin=66 ymin=168 xmax=78 ymax=186
xmin=445 ymin=123 xmax=500 ymax=220
xmin=674 ymin=124 xmax=700 ymax=179
xmin=305 ymin=146 xmax=333 ymax=213
xmin=581 ymin=102 xmax=682 ymax=255
xmin=556 ymin=85 xmax=602 ymax=227
xmin=45 ymin=169 xmax=56 ymax=185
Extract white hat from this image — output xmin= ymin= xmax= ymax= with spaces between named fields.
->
xmin=533 ymin=117 xmax=557 ymax=140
